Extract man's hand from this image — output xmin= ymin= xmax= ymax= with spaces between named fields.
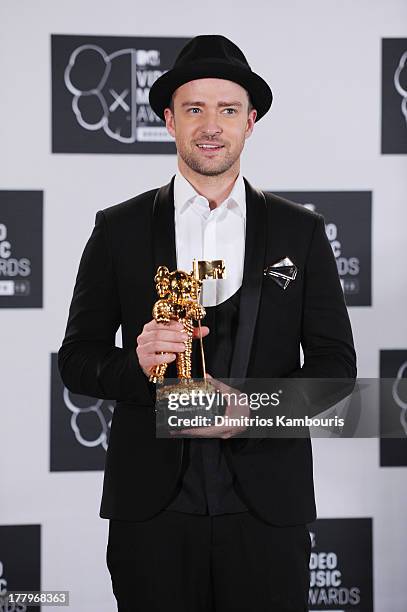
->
xmin=136 ymin=319 xmax=210 ymax=377
xmin=171 ymin=374 xmax=250 ymax=439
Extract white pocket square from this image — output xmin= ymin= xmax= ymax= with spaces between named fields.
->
xmin=264 ymin=257 xmax=297 ymax=290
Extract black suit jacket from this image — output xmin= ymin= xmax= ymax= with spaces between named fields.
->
xmin=58 ymin=177 xmax=356 ymax=525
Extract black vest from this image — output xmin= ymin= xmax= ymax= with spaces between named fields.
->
xmin=165 ymin=288 xmax=248 ymax=515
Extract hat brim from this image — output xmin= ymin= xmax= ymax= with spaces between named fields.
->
xmin=149 ymin=61 xmax=273 ymax=122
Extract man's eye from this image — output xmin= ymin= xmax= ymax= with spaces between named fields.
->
xmin=188 ymin=107 xmax=201 ymax=113
xmin=223 ymin=108 xmax=237 ymax=114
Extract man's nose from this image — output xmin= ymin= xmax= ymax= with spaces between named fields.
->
xmin=199 ymin=110 xmax=222 ymax=136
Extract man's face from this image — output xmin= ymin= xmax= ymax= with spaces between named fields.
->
xmin=164 ymin=78 xmax=257 ymax=177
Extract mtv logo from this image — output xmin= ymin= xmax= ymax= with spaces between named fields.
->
xmin=52 ymin=34 xmax=189 ymax=153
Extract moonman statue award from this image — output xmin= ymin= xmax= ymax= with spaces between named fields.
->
xmin=149 ymin=259 xmax=225 ymax=385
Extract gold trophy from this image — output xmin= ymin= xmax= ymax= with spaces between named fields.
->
xmin=149 ymin=259 xmax=225 ymax=394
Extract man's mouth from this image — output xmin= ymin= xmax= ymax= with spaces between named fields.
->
xmin=196 ymin=143 xmax=224 ymax=152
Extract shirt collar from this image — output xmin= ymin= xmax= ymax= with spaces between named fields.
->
xmin=174 ymin=170 xmax=246 ymax=220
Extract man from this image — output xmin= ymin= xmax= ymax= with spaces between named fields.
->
xmin=58 ymin=35 xmax=356 ymax=611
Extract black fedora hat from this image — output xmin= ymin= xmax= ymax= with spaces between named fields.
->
xmin=149 ymin=34 xmax=273 ymax=122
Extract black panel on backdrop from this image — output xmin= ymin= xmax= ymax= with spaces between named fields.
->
xmin=51 ymin=35 xmax=189 ymax=154
xmin=272 ymin=191 xmax=372 ymax=307
xmin=381 ymin=38 xmax=407 ymax=154
xmin=0 ymin=525 xmax=41 ymax=611
xmin=50 ymin=354 xmax=114 ymax=471
xmin=380 ymin=350 xmax=407 ymax=467
xmin=307 ymin=518 xmax=373 ymax=611
xmin=0 ymin=191 xmax=43 ymax=308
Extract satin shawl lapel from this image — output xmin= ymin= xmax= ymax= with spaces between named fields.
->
xmin=229 ymin=179 xmax=267 ymax=380
xmin=152 ymin=177 xmax=177 ymax=273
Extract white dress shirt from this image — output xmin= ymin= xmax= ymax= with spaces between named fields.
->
xmin=173 ymin=170 xmax=246 ymax=307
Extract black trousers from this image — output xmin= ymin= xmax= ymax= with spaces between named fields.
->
xmin=106 ymin=510 xmax=311 ymax=612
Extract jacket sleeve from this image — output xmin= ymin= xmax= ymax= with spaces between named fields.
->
xmin=243 ymin=213 xmax=357 ymax=431
xmin=293 ymin=213 xmax=357 ymax=378
xmin=58 ymin=210 xmax=154 ymax=404
xmin=283 ymin=212 xmax=357 ymax=418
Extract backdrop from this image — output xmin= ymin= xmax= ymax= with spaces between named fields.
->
xmin=1 ymin=0 xmax=406 ymax=610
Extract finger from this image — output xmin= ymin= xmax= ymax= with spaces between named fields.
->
xmin=172 ymin=426 xmax=234 ymax=437
xmin=169 ymin=425 xmax=247 ymax=439
xmin=145 ymin=352 xmax=177 ymax=369
xmin=138 ymin=329 xmax=189 ymax=346
xmin=155 ymin=329 xmax=189 ymax=342
xmin=192 ymin=326 xmax=210 ymax=339
xmin=218 ymin=426 xmax=248 ymax=438
xmin=144 ymin=319 xmax=184 ymax=332
xmin=142 ymin=340 xmax=186 ymax=354
xmin=142 ymin=353 xmax=176 ymax=369
xmin=170 ymin=428 xmax=216 ymax=437
xmin=138 ymin=325 xmax=189 ymax=347
xmin=221 ymin=431 xmax=244 ymax=439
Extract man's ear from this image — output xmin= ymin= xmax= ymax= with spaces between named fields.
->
xmin=164 ymin=108 xmax=175 ymax=138
xmin=245 ymin=108 xmax=257 ymax=139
